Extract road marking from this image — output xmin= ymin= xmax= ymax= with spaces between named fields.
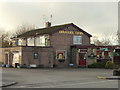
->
xmin=40 ymin=80 xmax=117 ymax=88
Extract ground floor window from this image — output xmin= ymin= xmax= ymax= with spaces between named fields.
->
xmin=34 ymin=52 xmax=39 ymax=59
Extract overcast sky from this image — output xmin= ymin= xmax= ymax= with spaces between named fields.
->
xmin=0 ymin=1 xmax=118 ymax=44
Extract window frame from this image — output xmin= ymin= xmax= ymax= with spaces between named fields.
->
xmin=73 ymin=35 xmax=82 ymax=45
xmin=34 ymin=52 xmax=39 ymax=59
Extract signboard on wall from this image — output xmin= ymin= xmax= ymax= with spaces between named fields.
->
xmin=59 ymin=31 xmax=83 ymax=35
xmin=56 ymin=50 xmax=67 ymax=60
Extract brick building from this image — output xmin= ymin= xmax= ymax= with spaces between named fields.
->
xmin=1 ymin=22 xmax=120 ymax=68
xmin=1 ymin=22 xmax=93 ymax=68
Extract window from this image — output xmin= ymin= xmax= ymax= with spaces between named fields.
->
xmin=18 ymin=39 xmax=22 ymax=46
xmin=34 ymin=52 xmax=39 ymax=59
xmin=35 ymin=36 xmax=41 ymax=46
xmin=27 ymin=37 xmax=34 ymax=46
xmin=27 ymin=35 xmax=50 ymax=46
xmin=17 ymin=39 xmax=26 ymax=46
xmin=40 ymin=36 xmax=45 ymax=46
xmin=35 ymin=35 xmax=50 ymax=46
xmin=73 ymin=36 xmax=82 ymax=44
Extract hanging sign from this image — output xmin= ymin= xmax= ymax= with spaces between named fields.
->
xmin=56 ymin=50 xmax=67 ymax=60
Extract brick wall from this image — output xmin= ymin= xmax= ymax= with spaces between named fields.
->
xmin=1 ymin=46 xmax=53 ymax=68
xmin=50 ymin=26 xmax=91 ymax=67
xmin=21 ymin=47 xmax=53 ymax=67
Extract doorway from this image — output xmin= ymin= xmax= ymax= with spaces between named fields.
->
xmin=15 ymin=63 xmax=20 ymax=68
xmin=12 ymin=52 xmax=20 ymax=67
xmin=5 ymin=53 xmax=9 ymax=65
xmin=78 ymin=53 xmax=86 ymax=66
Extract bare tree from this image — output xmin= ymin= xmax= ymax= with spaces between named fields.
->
xmin=117 ymin=30 xmax=120 ymax=45
xmin=0 ymin=23 xmax=35 ymax=47
xmin=13 ymin=23 xmax=35 ymax=36
xmin=0 ymin=32 xmax=11 ymax=47
xmin=91 ymin=36 xmax=102 ymax=46
xmin=92 ymin=36 xmax=112 ymax=46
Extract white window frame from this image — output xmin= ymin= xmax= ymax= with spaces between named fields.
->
xmin=18 ymin=39 xmax=22 ymax=46
xmin=27 ymin=37 xmax=35 ymax=46
xmin=73 ymin=35 xmax=82 ymax=45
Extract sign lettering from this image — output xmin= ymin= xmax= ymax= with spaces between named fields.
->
xmin=59 ymin=31 xmax=83 ymax=35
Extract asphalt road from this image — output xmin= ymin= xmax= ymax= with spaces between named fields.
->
xmin=2 ymin=67 xmax=119 ymax=88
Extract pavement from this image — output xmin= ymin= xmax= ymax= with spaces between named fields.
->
xmin=97 ymin=76 xmax=120 ymax=80
xmin=1 ymin=76 xmax=119 ymax=88
xmin=0 ymin=81 xmax=17 ymax=88
xmin=1 ymin=68 xmax=120 ymax=88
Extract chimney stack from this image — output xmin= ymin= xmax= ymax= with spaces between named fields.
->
xmin=45 ymin=21 xmax=51 ymax=28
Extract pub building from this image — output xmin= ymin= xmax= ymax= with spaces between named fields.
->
xmin=1 ymin=22 xmax=120 ymax=68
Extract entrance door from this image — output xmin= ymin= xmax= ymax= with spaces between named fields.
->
xmin=79 ymin=53 xmax=86 ymax=66
xmin=12 ymin=52 xmax=20 ymax=68
xmin=5 ymin=53 xmax=9 ymax=64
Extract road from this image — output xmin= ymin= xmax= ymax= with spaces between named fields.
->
xmin=2 ymin=67 xmax=119 ymax=88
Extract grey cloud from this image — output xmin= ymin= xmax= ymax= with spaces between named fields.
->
xmin=0 ymin=2 xmax=118 ymax=39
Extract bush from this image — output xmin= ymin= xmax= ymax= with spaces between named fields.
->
xmin=88 ymin=61 xmax=107 ymax=68
xmin=105 ymin=61 xmax=118 ymax=69
xmin=88 ymin=61 xmax=119 ymax=69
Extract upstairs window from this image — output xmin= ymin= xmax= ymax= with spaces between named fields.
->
xmin=27 ymin=37 xmax=34 ymax=46
xmin=35 ymin=35 xmax=50 ymax=46
xmin=73 ymin=36 xmax=82 ymax=44
xmin=18 ymin=39 xmax=22 ymax=46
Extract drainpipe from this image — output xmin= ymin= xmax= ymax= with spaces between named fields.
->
xmin=26 ymin=38 xmax=28 ymax=46
xmin=34 ymin=36 xmax=36 ymax=46
xmin=76 ymin=51 xmax=79 ymax=67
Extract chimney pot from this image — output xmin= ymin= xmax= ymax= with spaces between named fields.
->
xmin=45 ymin=21 xmax=51 ymax=28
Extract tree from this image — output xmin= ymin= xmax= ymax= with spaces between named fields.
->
xmin=91 ymin=36 xmax=102 ymax=46
xmin=0 ymin=32 xmax=12 ymax=47
xmin=91 ymin=36 xmax=112 ymax=46
xmin=117 ymin=30 xmax=120 ymax=45
xmin=0 ymin=23 xmax=35 ymax=47
xmin=13 ymin=23 xmax=35 ymax=37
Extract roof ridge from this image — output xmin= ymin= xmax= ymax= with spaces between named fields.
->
xmin=13 ymin=22 xmax=92 ymax=38
xmin=37 ymin=22 xmax=73 ymax=30
xmin=24 ymin=23 xmax=73 ymax=32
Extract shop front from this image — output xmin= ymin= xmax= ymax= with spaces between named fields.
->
xmin=71 ymin=45 xmax=120 ymax=67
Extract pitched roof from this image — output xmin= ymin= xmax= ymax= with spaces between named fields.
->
xmin=13 ymin=23 xmax=92 ymax=38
